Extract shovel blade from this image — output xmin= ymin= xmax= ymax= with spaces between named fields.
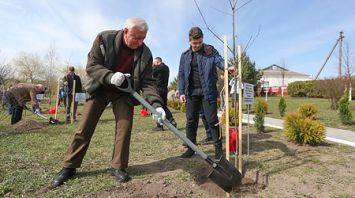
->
xmin=208 ymin=157 xmax=242 ymax=192
xmin=49 ymin=117 xmax=59 ymax=125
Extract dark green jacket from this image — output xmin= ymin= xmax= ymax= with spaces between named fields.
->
xmin=85 ymin=30 xmax=162 ymax=107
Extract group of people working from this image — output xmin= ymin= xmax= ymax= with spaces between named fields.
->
xmin=2 ymin=16 xmax=236 ymax=188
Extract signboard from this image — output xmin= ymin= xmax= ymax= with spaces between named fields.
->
xmin=75 ymin=93 xmax=86 ymax=102
xmin=36 ymin=94 xmax=44 ymax=100
xmin=261 ymin=80 xmax=269 ymax=88
xmin=243 ymin=83 xmax=254 ymax=104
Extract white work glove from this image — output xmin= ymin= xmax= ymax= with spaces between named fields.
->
xmin=110 ymin=72 xmax=131 ymax=86
xmin=152 ymin=107 xmax=166 ymax=125
xmin=34 ymin=108 xmax=40 ymax=114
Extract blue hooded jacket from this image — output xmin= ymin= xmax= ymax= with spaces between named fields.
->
xmin=178 ymin=44 xmax=224 ymax=101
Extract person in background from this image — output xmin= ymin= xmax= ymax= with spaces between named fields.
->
xmin=51 ymin=17 xmax=165 ymax=188
xmin=4 ymin=83 xmax=46 ymax=124
xmin=62 ymin=66 xmax=83 ymax=122
xmin=152 ymin=57 xmax=177 ymax=131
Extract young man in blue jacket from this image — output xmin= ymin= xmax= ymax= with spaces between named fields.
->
xmin=178 ymin=27 xmax=234 ymax=159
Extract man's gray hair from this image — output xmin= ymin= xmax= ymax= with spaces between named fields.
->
xmin=123 ymin=17 xmax=149 ymax=32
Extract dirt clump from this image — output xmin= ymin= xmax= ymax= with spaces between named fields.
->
xmin=77 ymin=180 xmax=204 ymax=198
xmin=1 ymin=120 xmax=45 ymax=134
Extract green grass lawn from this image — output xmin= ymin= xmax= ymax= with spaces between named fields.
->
xmin=250 ymin=96 xmax=355 ymax=131
xmin=0 ymin=99 xmax=355 ymax=197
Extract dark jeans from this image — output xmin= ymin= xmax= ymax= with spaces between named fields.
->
xmin=199 ymin=108 xmax=211 ymax=139
xmin=64 ymin=95 xmax=78 ymax=120
xmin=5 ymin=92 xmax=23 ymax=125
xmin=185 ymin=88 xmax=222 ymax=150
xmin=157 ymin=90 xmax=175 ymax=126
xmin=10 ymin=105 xmax=23 ymax=125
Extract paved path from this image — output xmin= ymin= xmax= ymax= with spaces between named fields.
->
xmin=242 ymin=114 xmax=355 ymax=147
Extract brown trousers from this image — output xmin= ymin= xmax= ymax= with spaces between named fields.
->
xmin=63 ymin=92 xmax=133 ymax=169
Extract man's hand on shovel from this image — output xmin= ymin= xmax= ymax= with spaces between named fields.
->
xmin=110 ymin=72 xmax=131 ymax=86
xmin=152 ymin=107 xmax=166 ymax=125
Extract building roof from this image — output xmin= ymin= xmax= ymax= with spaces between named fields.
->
xmin=262 ymin=64 xmax=311 ymax=77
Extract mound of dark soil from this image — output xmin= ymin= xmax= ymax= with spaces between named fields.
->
xmin=1 ymin=120 xmax=45 ymax=135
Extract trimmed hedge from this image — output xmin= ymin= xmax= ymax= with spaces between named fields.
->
xmin=284 ymin=112 xmax=325 ymax=145
xmin=287 ymin=81 xmax=324 ymax=98
xmin=297 ymin=104 xmax=318 ymax=120
xmin=283 ymin=103 xmax=325 ymax=146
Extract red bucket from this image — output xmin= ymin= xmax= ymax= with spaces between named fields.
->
xmin=229 ymin=128 xmax=237 ymax=152
xmin=48 ymin=108 xmax=56 ymax=114
xmin=139 ymin=108 xmax=149 ymax=117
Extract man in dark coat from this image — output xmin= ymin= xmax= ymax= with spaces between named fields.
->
xmin=62 ymin=66 xmax=83 ymax=122
xmin=178 ymin=27 xmax=234 ymax=159
xmin=52 ymin=17 xmax=165 ymax=188
xmin=152 ymin=57 xmax=177 ymax=131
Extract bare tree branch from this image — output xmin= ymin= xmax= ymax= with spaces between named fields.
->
xmin=14 ymin=52 xmax=43 ymax=83
xmin=244 ymin=25 xmax=261 ymax=52
xmin=211 ymin=6 xmax=232 ymax=16
xmin=236 ymin=0 xmax=253 ymax=12
xmin=193 ymin=0 xmax=234 ymax=53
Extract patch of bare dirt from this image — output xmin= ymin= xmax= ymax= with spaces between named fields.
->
xmin=77 ymin=180 xmax=203 ymax=198
xmin=77 ymin=167 xmax=266 ymax=198
xmin=1 ymin=120 xmax=45 ymax=134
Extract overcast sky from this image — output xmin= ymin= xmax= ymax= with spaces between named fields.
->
xmin=1 ymin=0 xmax=355 ymax=82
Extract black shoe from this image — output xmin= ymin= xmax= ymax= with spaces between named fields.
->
xmin=52 ymin=168 xmax=76 ymax=188
xmin=112 ymin=169 xmax=131 ymax=183
xmin=170 ymin=120 xmax=177 ymax=128
xmin=180 ymin=149 xmax=195 ymax=158
xmin=198 ymin=137 xmax=213 ymax=145
xmin=152 ymin=126 xmax=164 ymax=131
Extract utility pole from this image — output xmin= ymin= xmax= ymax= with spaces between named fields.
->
xmin=338 ymin=31 xmax=344 ymax=78
xmin=314 ymin=31 xmax=344 ymax=80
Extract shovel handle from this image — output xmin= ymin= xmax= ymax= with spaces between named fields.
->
xmin=116 ymin=77 xmax=210 ymax=161
xmin=131 ymin=91 xmax=209 ymax=160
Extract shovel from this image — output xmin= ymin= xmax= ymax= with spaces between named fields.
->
xmin=24 ymin=106 xmax=59 ymax=125
xmin=117 ymin=78 xmax=242 ymax=192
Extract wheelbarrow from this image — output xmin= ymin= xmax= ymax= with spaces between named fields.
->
xmin=117 ymin=77 xmax=242 ymax=192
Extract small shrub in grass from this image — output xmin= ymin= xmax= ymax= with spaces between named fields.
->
xmin=278 ymin=97 xmax=287 ymax=117
xmin=221 ymin=107 xmax=239 ymax=126
xmin=254 ymin=99 xmax=267 ymax=132
xmin=284 ymin=112 xmax=325 ymax=145
xmin=297 ymin=104 xmax=318 ymax=120
xmin=254 ymin=99 xmax=268 ymax=114
xmin=338 ymin=93 xmax=352 ymax=124
xmin=179 ymin=102 xmax=186 ymax=112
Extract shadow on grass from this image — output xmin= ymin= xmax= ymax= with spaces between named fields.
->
xmin=68 ymin=156 xmax=212 ymax=187
xmin=77 ymin=168 xmax=112 ymax=178
xmin=128 ymin=155 xmax=213 ymax=186
xmin=245 ymin=133 xmax=295 ymax=156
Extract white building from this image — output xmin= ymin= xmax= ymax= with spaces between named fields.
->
xmin=261 ymin=64 xmax=312 ymax=87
